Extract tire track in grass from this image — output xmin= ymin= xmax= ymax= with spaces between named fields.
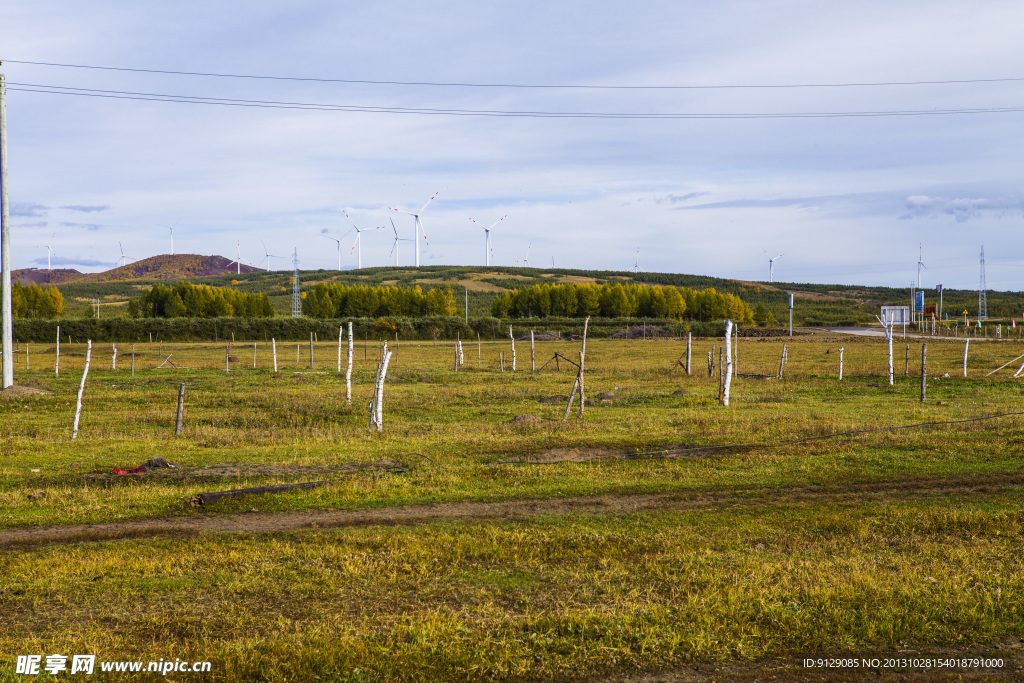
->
xmin=3 ymin=473 xmax=1024 ymax=549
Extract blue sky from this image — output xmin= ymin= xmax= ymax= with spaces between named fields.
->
xmin=2 ymin=1 xmax=1023 ymax=290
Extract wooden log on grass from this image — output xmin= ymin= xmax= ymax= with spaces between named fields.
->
xmin=190 ymin=480 xmax=331 ymax=508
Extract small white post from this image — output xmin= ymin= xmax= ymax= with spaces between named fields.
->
xmin=272 ymin=338 xmax=278 ymax=372
xmin=509 ymin=325 xmax=516 ymax=371
xmin=111 ymin=343 xmax=117 ymax=370
xmin=530 ymin=330 xmax=535 ymax=371
xmin=346 ymin=322 xmax=353 ymax=405
xmin=72 ymin=340 xmax=93 ymax=439
xmin=55 ymin=325 xmax=60 ymax=376
xmin=373 ymin=342 xmax=392 ymax=431
xmin=722 ymin=320 xmax=733 ymax=406
xmin=477 ymin=333 xmax=481 ymax=367
xmin=25 ymin=343 xmax=29 ymax=371
xmin=253 ymin=343 xmax=257 ymax=369
xmin=838 ymin=347 xmax=844 ymax=380
xmin=131 ymin=344 xmax=135 ymax=376
xmin=337 ymin=326 xmax=343 ymax=373
xmin=963 ymin=339 xmax=969 ymax=377
xmin=685 ymin=332 xmax=691 ymax=375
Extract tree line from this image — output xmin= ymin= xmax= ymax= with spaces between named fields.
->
xmin=12 ymin=283 xmax=65 ymax=319
xmin=302 ymin=283 xmax=459 ymax=318
xmin=130 ymin=282 xmax=275 ymax=318
xmin=491 ymin=282 xmax=755 ymax=323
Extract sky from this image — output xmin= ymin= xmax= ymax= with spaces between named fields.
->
xmin=2 ymin=1 xmax=1023 ymax=291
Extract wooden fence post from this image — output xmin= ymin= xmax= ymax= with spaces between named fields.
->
xmin=225 ymin=345 xmax=230 ymax=373
xmin=777 ymin=344 xmax=787 ymax=379
xmin=309 ymin=332 xmax=314 ymax=369
xmin=272 ymin=338 xmax=278 ymax=372
xmin=337 ymin=326 xmax=343 ymax=373
xmin=578 ymin=316 xmax=589 ymax=417
xmin=963 ymin=340 xmax=969 ymax=377
xmin=509 ymin=325 xmax=516 ymax=371
xmin=905 ymin=343 xmax=909 ymax=377
xmin=72 ymin=340 xmax=92 ymax=439
xmin=723 ymin=320 xmax=734 ymax=406
xmin=346 ymin=322 xmax=353 ymax=404
xmin=530 ymin=330 xmax=535 ymax=371
xmin=25 ymin=343 xmax=29 ymax=371
xmin=686 ymin=332 xmax=691 ymax=375
xmin=920 ymin=344 xmax=927 ymax=402
xmin=175 ymin=383 xmax=186 ymax=436
xmin=111 ymin=343 xmax=117 ymax=371
xmin=131 ymin=345 xmax=135 ymax=376
xmin=838 ymin=347 xmax=844 ymax=380
xmin=55 ymin=325 xmax=60 ymax=376
xmin=253 ymin=343 xmax=257 ymax=369
xmin=477 ymin=333 xmax=481 ymax=367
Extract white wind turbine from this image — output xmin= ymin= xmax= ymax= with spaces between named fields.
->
xmin=321 ymin=233 xmax=343 ymax=271
xmin=340 ymin=212 xmax=377 ymax=270
xmin=117 ymin=242 xmax=136 ymax=267
xmin=469 ymin=215 xmax=506 ymax=266
xmin=515 ymin=243 xmax=532 ymax=268
xmin=917 ymin=243 xmax=927 ymax=288
xmin=389 ymin=218 xmax=413 ymax=266
xmin=159 ymin=222 xmax=179 ymax=255
xmin=633 ymin=247 xmax=641 ymax=273
xmin=764 ymin=249 xmax=784 ymax=283
xmin=389 ymin=193 xmax=436 ymax=267
xmin=227 ymin=240 xmax=253 ymax=275
xmin=260 ymin=239 xmax=285 ymax=271
xmin=35 ymin=233 xmax=56 ymax=270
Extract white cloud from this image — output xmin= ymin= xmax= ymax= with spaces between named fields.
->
xmin=900 ymin=196 xmax=1024 ymax=223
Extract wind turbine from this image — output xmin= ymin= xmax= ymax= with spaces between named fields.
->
xmin=633 ymin=247 xmax=641 ymax=273
xmin=159 ymin=222 xmax=179 ymax=255
xmin=340 ymin=212 xmax=378 ymax=270
xmin=117 ymin=242 xmax=136 ymax=267
xmin=34 ymin=233 xmax=56 ymax=270
xmin=515 ymin=243 xmax=532 ymax=268
xmin=260 ymin=239 xmax=285 ymax=271
xmin=227 ymin=240 xmax=252 ymax=275
xmin=389 ymin=193 xmax=436 ymax=267
xmin=321 ymin=233 xmax=343 ymax=271
xmin=469 ymin=215 xmax=506 ymax=266
xmin=917 ymin=243 xmax=926 ymax=288
xmin=389 ymin=218 xmax=413 ymax=266
xmin=763 ymin=250 xmax=784 ymax=283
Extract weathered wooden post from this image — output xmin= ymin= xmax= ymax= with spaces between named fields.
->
xmin=253 ymin=343 xmax=257 ymax=369
xmin=309 ymin=332 xmax=314 ymax=368
xmin=530 ymin=330 xmax=535 ymax=371
xmin=477 ymin=333 xmax=481 ymax=368
xmin=838 ymin=347 xmax=844 ymax=380
xmin=722 ymin=320 xmax=734 ymax=406
xmin=371 ymin=342 xmax=392 ymax=432
xmin=72 ymin=340 xmax=92 ymax=440
xmin=131 ymin=344 xmax=135 ymax=377
xmin=963 ymin=340 xmax=969 ymax=377
xmin=733 ymin=324 xmax=738 ymax=377
xmin=175 ymin=383 xmax=186 ymax=436
xmin=25 ymin=343 xmax=29 ymax=370
xmin=500 ymin=352 xmax=505 ymax=372
xmin=777 ymin=344 xmax=787 ymax=379
xmin=111 ymin=343 xmax=117 ymax=370
xmin=578 ymin=316 xmax=589 ymax=417
xmin=509 ymin=325 xmax=516 ymax=371
xmin=272 ymin=338 xmax=278 ymax=372
xmin=55 ymin=325 xmax=60 ymax=376
xmin=346 ymin=322 xmax=353 ymax=405
xmin=685 ymin=332 xmax=691 ymax=375
xmin=225 ymin=345 xmax=230 ymax=373
xmin=920 ymin=344 xmax=927 ymax=402
xmin=337 ymin=326 xmax=343 ymax=373
xmin=905 ymin=343 xmax=909 ymax=377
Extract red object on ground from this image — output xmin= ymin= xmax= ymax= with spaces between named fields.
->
xmin=112 ymin=469 xmax=129 ymax=474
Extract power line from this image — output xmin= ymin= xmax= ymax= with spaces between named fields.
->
xmin=4 ymin=58 xmax=1023 ymax=91
xmin=8 ymin=82 xmax=1024 ymax=120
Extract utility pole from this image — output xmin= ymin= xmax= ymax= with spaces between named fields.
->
xmin=1 ymin=69 xmax=13 ymax=389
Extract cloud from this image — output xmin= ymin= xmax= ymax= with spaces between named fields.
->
xmin=677 ymin=196 xmax=827 ymax=210
xmin=59 ymin=222 xmax=103 ymax=231
xmin=60 ymin=204 xmax=112 ymax=213
xmin=19 ymin=221 xmax=49 ymax=228
xmin=320 ymin=227 xmax=329 ymax=234
xmin=900 ymin=196 xmax=1024 ymax=223
xmin=32 ymin=256 xmax=111 ymax=267
xmin=653 ymin=192 xmax=709 ymax=204
xmin=11 ymin=203 xmax=49 ymax=218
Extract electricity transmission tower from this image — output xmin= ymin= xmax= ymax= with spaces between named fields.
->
xmin=291 ymin=248 xmax=301 ymax=318
xmin=979 ymin=245 xmax=987 ymax=320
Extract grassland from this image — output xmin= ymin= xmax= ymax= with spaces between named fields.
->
xmin=2 ymin=331 xmax=1023 ymax=681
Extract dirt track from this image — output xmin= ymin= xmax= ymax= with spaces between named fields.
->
xmin=3 ymin=473 xmax=1022 ymax=549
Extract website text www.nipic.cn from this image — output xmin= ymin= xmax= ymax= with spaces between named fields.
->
xmin=16 ymin=654 xmax=212 ymax=675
